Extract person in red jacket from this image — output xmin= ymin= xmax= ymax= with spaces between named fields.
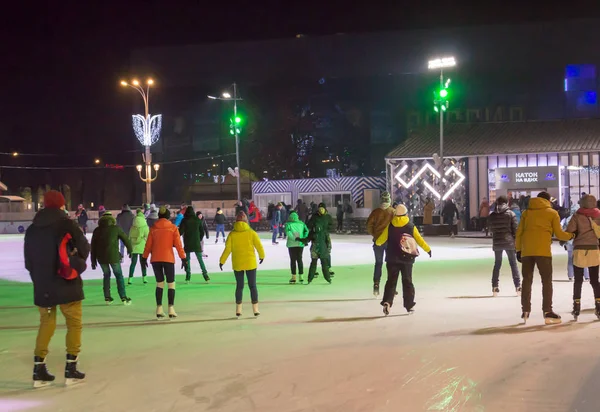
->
xmin=248 ymin=201 xmax=262 ymax=231
xmin=142 ymin=207 xmax=187 ymax=319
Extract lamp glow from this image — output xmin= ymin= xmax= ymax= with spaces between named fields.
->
xmin=132 ymin=79 xmax=139 ymax=86
xmin=153 ymin=164 xmax=160 ymax=171
xmin=222 ymin=92 xmax=231 ymax=98
xmin=147 ymin=78 xmax=154 ymax=85
xmin=94 ymin=159 xmax=101 ymax=164
xmin=12 ymin=152 xmax=18 ymax=157
xmin=428 ymin=57 xmax=456 ymax=70
xmin=136 ymin=165 xmax=142 ymax=172
xmin=120 ymin=80 xmax=128 ymax=86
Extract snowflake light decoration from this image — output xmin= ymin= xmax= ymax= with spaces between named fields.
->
xmin=132 ymin=114 xmax=162 ymax=147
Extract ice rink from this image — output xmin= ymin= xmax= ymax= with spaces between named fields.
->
xmin=1 ymin=233 xmax=599 ymax=412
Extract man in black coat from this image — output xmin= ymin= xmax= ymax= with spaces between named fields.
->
xmin=116 ymin=204 xmax=135 ymax=258
xmin=295 ymin=199 xmax=309 ymax=223
xmin=24 ymin=190 xmax=90 ymax=388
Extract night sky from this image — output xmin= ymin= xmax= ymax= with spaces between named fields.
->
xmin=1 ymin=1 xmax=591 ymax=166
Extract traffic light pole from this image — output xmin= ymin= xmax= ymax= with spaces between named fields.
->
xmin=234 ymin=82 xmax=241 ymax=202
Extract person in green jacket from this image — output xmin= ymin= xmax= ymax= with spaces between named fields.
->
xmin=128 ymin=209 xmax=149 ymax=285
xmin=179 ymin=206 xmax=209 ymax=283
xmin=301 ymin=203 xmax=332 ymax=284
xmin=91 ymin=212 xmax=133 ymax=305
xmin=285 ymin=211 xmax=309 ymax=284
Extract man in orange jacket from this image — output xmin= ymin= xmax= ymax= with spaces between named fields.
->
xmin=142 ymin=207 xmax=187 ymax=319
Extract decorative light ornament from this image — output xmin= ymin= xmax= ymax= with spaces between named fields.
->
xmin=132 ymin=114 xmax=162 ymax=146
xmin=394 ymin=162 xmax=465 ymax=200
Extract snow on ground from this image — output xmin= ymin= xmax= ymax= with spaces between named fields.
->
xmin=1 ymin=233 xmax=597 ymax=412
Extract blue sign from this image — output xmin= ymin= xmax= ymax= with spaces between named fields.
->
xmin=545 ymin=172 xmax=556 ymax=181
xmin=500 ymin=174 xmax=509 ymax=182
xmin=18 ymin=225 xmax=25 ymax=234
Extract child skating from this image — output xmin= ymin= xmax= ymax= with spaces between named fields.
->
xmin=214 ymin=207 xmax=227 ymax=243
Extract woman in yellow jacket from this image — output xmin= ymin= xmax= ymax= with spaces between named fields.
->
xmin=219 ymin=212 xmax=266 ymax=317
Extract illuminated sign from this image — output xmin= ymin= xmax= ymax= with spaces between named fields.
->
xmin=394 ymin=162 xmax=465 ymax=200
xmin=494 ymin=166 xmax=559 ymax=190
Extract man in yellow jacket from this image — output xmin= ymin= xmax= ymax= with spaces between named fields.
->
xmin=516 ymin=192 xmax=574 ymax=324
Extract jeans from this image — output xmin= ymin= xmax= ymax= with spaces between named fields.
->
xmin=35 ymin=301 xmax=82 ymax=358
xmin=234 ymin=269 xmax=258 ymax=304
xmin=272 ymin=225 xmax=279 ymax=243
xmin=186 ymin=251 xmax=208 ymax=279
xmin=492 ymin=249 xmax=521 ymax=288
xmin=567 ymin=244 xmax=589 ymax=280
xmin=129 ymin=253 xmax=147 ymax=278
xmin=100 ymin=263 xmax=127 ymax=300
xmin=573 ymin=266 xmax=600 ymax=300
xmin=521 ymin=256 xmax=553 ymax=313
xmin=288 ymin=247 xmax=304 ymax=275
xmin=337 ymin=217 xmax=343 ymax=232
xmin=382 ymin=262 xmax=415 ymax=310
xmin=119 ymin=240 xmax=125 ymax=258
xmin=215 ymin=224 xmax=225 ymax=239
xmin=373 ymin=243 xmax=386 ymax=284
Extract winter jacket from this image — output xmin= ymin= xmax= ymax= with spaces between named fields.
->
xmin=510 ymin=204 xmax=522 ymax=225
xmin=219 ymin=221 xmax=265 ymax=271
xmin=214 ymin=211 xmax=226 ymax=225
xmin=76 ymin=209 xmax=88 ymax=227
xmin=179 ymin=207 xmax=205 ymax=253
xmin=442 ymin=201 xmax=460 ymax=222
xmin=566 ymin=208 xmax=600 ymax=250
xmin=295 ymin=201 xmax=309 ymax=222
xmin=279 ymin=207 xmax=288 ymax=225
xmin=116 ymin=209 xmax=135 ymax=235
xmin=174 ymin=212 xmax=185 ymax=228
xmin=198 ymin=216 xmax=209 ymax=239
xmin=423 ymin=201 xmax=435 ymax=225
xmin=235 ymin=203 xmax=249 ymax=218
xmin=129 ymin=211 xmax=149 ymax=254
xmin=248 ymin=202 xmax=261 ymax=223
xmin=285 ymin=211 xmax=309 ymax=248
xmin=479 ymin=201 xmax=490 ymax=218
xmin=270 ymin=208 xmax=281 ymax=227
xmin=366 ymin=205 xmax=394 ymax=242
xmin=305 ymin=211 xmax=332 ymax=258
xmin=24 ymin=208 xmax=90 ymax=307
xmin=487 ymin=203 xmax=518 ymax=251
xmin=515 ymin=197 xmax=574 ymax=257
xmin=336 ymin=204 xmax=344 ymax=219
xmin=142 ymin=218 xmax=186 ymax=263
xmin=91 ymin=214 xmax=132 ymax=265
xmin=146 ymin=209 xmax=159 ymax=228
xmin=376 ymin=215 xmax=431 ymax=263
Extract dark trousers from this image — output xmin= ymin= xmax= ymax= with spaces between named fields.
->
xmin=573 ymin=265 xmax=600 ymax=300
xmin=234 ymin=269 xmax=258 ymax=304
xmin=381 ymin=262 xmax=415 ymax=310
xmin=279 ymin=224 xmax=286 ymax=238
xmin=272 ymin=225 xmax=279 ymax=243
xmin=152 ymin=262 xmax=176 ymax=306
xmin=373 ymin=243 xmax=386 ymax=284
xmin=521 ymin=256 xmax=553 ymax=313
xmin=492 ymin=249 xmax=521 ymax=288
xmin=185 ymin=251 xmax=207 ymax=279
xmin=100 ymin=263 xmax=127 ymax=300
xmin=288 ymin=247 xmax=304 ymax=275
xmin=308 ymin=257 xmax=331 ymax=283
xmin=129 ymin=253 xmax=147 ymax=278
xmin=443 ymin=216 xmax=458 ymax=236
xmin=337 ymin=217 xmax=343 ymax=232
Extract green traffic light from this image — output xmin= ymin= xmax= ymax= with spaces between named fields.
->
xmin=235 ymin=116 xmax=241 ymax=124
xmin=439 ymin=89 xmax=448 ymax=98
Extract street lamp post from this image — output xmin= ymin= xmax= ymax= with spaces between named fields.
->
xmin=428 ymin=57 xmax=456 ymax=161
xmin=208 ymin=82 xmax=243 ymax=201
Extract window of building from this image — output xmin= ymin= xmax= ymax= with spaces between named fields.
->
xmin=517 ymin=155 xmax=527 ymax=167
xmin=548 ymin=154 xmax=558 ymax=166
xmin=507 ymin=155 xmax=517 ymax=167
xmin=498 ymin=156 xmax=507 ymax=168
xmin=488 ymin=156 xmax=498 ymax=169
xmin=538 ymin=154 xmax=548 ymax=166
xmin=527 ymin=154 xmax=537 ymax=167
xmin=300 ymin=193 xmax=351 ymax=209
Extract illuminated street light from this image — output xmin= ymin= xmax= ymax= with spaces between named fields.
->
xmin=428 ymin=57 xmax=456 ymax=70
xmin=12 ymin=152 xmax=18 ymax=157
xmin=136 ymin=165 xmax=142 ymax=172
xmin=222 ymin=92 xmax=231 ymax=99
xmin=94 ymin=158 xmax=101 ymax=165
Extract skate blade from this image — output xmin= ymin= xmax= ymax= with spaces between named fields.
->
xmin=65 ymin=378 xmax=85 ymax=387
xmin=33 ymin=380 xmax=53 ymax=389
xmin=156 ymin=314 xmax=166 ymax=320
xmin=544 ymin=318 xmax=562 ymax=325
xmin=169 ymin=315 xmax=178 ymax=319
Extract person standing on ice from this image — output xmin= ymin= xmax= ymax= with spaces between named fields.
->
xmin=285 ymin=211 xmax=309 ymax=284
xmin=442 ymin=198 xmax=460 ymax=238
xmin=214 ymin=207 xmax=227 ymax=243
xmin=301 ymin=203 xmax=333 ymax=284
xmin=25 ymin=190 xmax=89 ymax=388
xmin=376 ymin=204 xmax=431 ymax=316
xmin=561 ymin=204 xmax=589 ymax=282
xmin=219 ymin=212 xmax=265 ymax=317
xmin=366 ymin=191 xmax=395 ymax=297
xmin=516 ymin=191 xmax=574 ymax=325
xmin=565 ymin=194 xmax=600 ymax=320
xmin=128 ymin=209 xmax=149 ymax=285
xmin=76 ymin=204 xmax=88 ymax=235
xmin=179 ymin=206 xmax=210 ymax=284
xmin=146 ymin=204 xmax=159 ymax=228
xmin=487 ymin=196 xmax=521 ymax=297
xmin=336 ymin=201 xmax=344 ymax=233
xmin=174 ymin=205 xmax=186 ymax=227
xmin=270 ymin=203 xmax=282 ymax=245
xmin=142 ymin=207 xmax=187 ymax=319
xmin=91 ymin=211 xmax=133 ymax=305
xmin=196 ymin=211 xmax=210 ymax=257
xmin=248 ymin=201 xmax=261 ymax=231
xmin=116 ymin=204 xmax=135 ymax=260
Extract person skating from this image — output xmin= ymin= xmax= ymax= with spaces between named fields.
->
xmin=116 ymin=204 xmax=135 ymax=260
xmin=479 ymin=197 xmax=490 ymax=235
xmin=98 ymin=205 xmax=106 ymax=218
xmin=270 ymin=203 xmax=282 ymax=245
xmin=442 ymin=198 xmax=460 ymax=238
xmin=214 ymin=207 xmax=227 ymax=243
xmin=174 ymin=205 xmax=186 ymax=227
xmin=196 ymin=211 xmax=210 ymax=258
xmin=487 ymin=196 xmax=522 ymax=297
xmin=248 ymin=201 xmax=261 ymax=231
xmin=516 ymin=192 xmax=574 ymax=325
xmin=366 ymin=191 xmax=395 ymax=296
xmin=219 ymin=212 xmax=266 ymax=317
xmin=343 ymin=199 xmax=354 ymax=234
xmin=301 ymin=203 xmax=333 ymax=284
xmin=142 ymin=207 xmax=187 ymax=319
xmin=376 ymin=204 xmax=431 ymax=315
xmin=295 ymin=199 xmax=309 ymax=223
xmin=146 ymin=204 xmax=159 ymax=228
xmin=128 ymin=209 xmax=149 ymax=285
xmin=510 ymin=199 xmax=522 ymax=225
xmin=423 ymin=197 xmax=435 ymax=226
xmin=565 ymin=194 xmax=600 ymax=320
xmin=91 ymin=211 xmax=133 ymax=305
xmin=25 ymin=190 xmax=90 ymax=388
xmin=179 ymin=206 xmax=210 ymax=283
xmin=285 ymin=211 xmax=309 ymax=284
xmin=278 ymin=203 xmax=288 ymax=239
xmin=336 ymin=201 xmax=344 ymax=233
xmin=76 ymin=204 xmax=88 ymax=235
xmin=562 ymin=204 xmax=590 ymax=282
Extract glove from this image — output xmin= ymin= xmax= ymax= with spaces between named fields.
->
xmin=427 ymin=250 xmax=432 ymax=258
xmin=128 ymin=252 xmax=132 ymax=259
xmin=259 ymin=258 xmax=264 ymax=264
xmin=219 ymin=263 xmax=223 ymax=271
xmin=140 ymin=257 xmax=148 ymax=269
xmin=516 ymin=251 xmax=522 ymax=263
xmin=91 ymin=262 xmax=97 ymax=270
xmin=181 ymin=258 xmax=188 ymax=270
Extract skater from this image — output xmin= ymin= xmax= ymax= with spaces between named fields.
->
xmin=179 ymin=206 xmax=210 ymax=283
xmin=302 ymin=203 xmax=333 ymax=284
xmin=343 ymin=199 xmax=354 ymax=234
xmin=423 ymin=197 xmax=435 ymax=226
xmin=196 ymin=211 xmax=210 ymax=258
xmin=510 ymin=199 xmax=522 ymax=225
xmin=128 ymin=209 xmax=149 ymax=285
xmin=214 ymin=207 xmax=227 ymax=243
xmin=565 ymin=194 xmax=600 ymax=320
xmin=219 ymin=212 xmax=265 ymax=317
xmin=336 ymin=201 xmax=344 ymax=233
xmin=295 ymin=199 xmax=309 ymax=223
xmin=270 ymin=203 xmax=282 ymax=245
xmin=98 ymin=205 xmax=106 ymax=218
xmin=366 ymin=191 xmax=395 ymax=296
xmin=487 ymin=196 xmax=521 ymax=297
xmin=285 ymin=211 xmax=309 ymax=284
xmin=91 ymin=211 xmax=133 ymax=305
xmin=25 ymin=190 xmax=90 ymax=388
xmin=146 ymin=204 xmax=159 ymax=228
xmin=479 ymin=197 xmax=490 ymax=235
xmin=562 ymin=205 xmax=589 ymax=281
xmin=442 ymin=198 xmax=460 ymax=238
xmin=116 ymin=204 xmax=135 ymax=259
xmin=142 ymin=207 xmax=187 ymax=319
xmin=516 ymin=192 xmax=574 ymax=324
xmin=76 ymin=204 xmax=88 ymax=235
xmin=376 ymin=204 xmax=431 ymax=316
xmin=248 ymin=201 xmax=261 ymax=231
xmin=174 ymin=206 xmax=186 ymax=227
xmin=235 ymin=200 xmax=249 ymax=217
xmin=278 ymin=203 xmax=288 ymax=239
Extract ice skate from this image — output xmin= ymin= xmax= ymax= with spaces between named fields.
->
xmin=203 ymin=273 xmax=210 ymax=282
xmin=168 ymin=305 xmax=177 ymax=319
xmin=156 ymin=305 xmax=166 ymax=320
xmin=544 ymin=311 xmax=562 ymax=325
xmin=521 ymin=311 xmax=530 ymax=324
xmin=215 ymin=238 xmax=218 ymax=244
xmin=406 ymin=302 xmax=416 ymax=314
xmin=299 ymin=276 xmax=304 ymax=284
xmin=64 ymin=355 xmax=85 ymax=386
xmin=127 ymin=278 xmax=132 ymax=286
xmin=142 ymin=276 xmax=148 ymax=284
xmin=253 ymin=303 xmax=260 ymax=317
xmin=236 ymin=303 xmax=242 ymax=317
xmin=595 ymin=299 xmax=600 ymax=320
xmin=289 ymin=275 xmax=297 ymax=284
xmin=33 ymin=356 xmax=55 ymax=389
xmin=373 ymin=283 xmax=380 ymax=297
xmin=121 ymin=297 xmax=132 ymax=306
xmin=105 ymin=297 xmax=114 ymax=305
xmin=572 ymin=299 xmax=581 ymax=321
xmin=272 ymin=242 xmax=279 ymax=245
xmin=382 ymin=302 xmax=390 ymax=316
xmin=492 ymin=287 xmax=500 ymax=297
xmin=516 ymin=287 xmax=522 ymax=297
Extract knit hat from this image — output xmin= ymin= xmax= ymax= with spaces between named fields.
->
xmin=380 ymin=191 xmax=391 ymax=204
xmin=44 ymin=190 xmax=66 ymax=209
xmin=122 ymin=204 xmax=131 ymax=211
xmin=318 ymin=202 xmax=326 ymax=209
xmin=580 ymin=194 xmax=597 ymax=209
xmin=158 ymin=206 xmax=170 ymax=219
xmin=395 ymin=204 xmax=408 ymax=216
xmin=236 ymin=211 xmax=248 ymax=222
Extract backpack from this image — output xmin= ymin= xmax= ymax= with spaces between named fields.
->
xmin=399 ymin=232 xmax=420 ymax=257
xmin=57 ymin=233 xmax=86 ymax=280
